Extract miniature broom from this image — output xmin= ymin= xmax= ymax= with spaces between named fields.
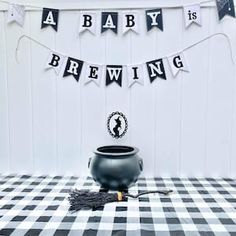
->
xmin=68 ymin=189 xmax=173 ymax=212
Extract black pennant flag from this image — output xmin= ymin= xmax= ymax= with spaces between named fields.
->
xmin=41 ymin=8 xmax=59 ymax=31
xmin=216 ymin=0 xmax=235 ymax=20
xmin=146 ymin=9 xmax=163 ymax=31
xmin=106 ymin=65 xmax=122 ymax=87
xmin=101 ymin=12 xmax=118 ymax=34
xmin=146 ymin=59 xmax=166 ymax=82
xmin=63 ymin=57 xmax=84 ymax=82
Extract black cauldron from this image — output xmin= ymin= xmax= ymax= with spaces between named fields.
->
xmin=88 ymin=145 xmax=143 ymax=190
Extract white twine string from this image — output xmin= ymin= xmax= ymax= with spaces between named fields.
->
xmin=15 ymin=32 xmax=235 ymax=65
xmin=0 ymin=0 xmax=217 ymax=10
xmin=16 ymin=34 xmax=53 ymax=63
xmin=0 ymin=0 xmax=42 ymax=9
xmin=164 ymin=32 xmax=234 ymax=62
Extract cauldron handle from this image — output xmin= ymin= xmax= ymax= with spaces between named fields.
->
xmin=88 ymin=157 xmax=92 ymax=168
xmin=139 ymin=158 xmax=143 ymax=171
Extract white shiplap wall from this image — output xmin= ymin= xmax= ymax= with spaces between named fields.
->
xmin=0 ymin=0 xmax=236 ymax=177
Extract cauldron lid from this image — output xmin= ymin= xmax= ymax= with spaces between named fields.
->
xmin=94 ymin=145 xmax=139 ymax=156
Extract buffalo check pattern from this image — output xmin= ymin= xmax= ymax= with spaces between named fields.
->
xmin=0 ymin=174 xmax=236 ymax=236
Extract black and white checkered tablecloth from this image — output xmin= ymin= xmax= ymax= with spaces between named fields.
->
xmin=0 ymin=174 xmax=236 ymax=236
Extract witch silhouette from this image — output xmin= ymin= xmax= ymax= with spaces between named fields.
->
xmin=113 ymin=116 xmax=122 ymax=138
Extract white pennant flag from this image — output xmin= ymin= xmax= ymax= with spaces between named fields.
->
xmin=122 ymin=11 xmax=139 ymax=34
xmin=127 ymin=64 xmax=144 ymax=87
xmin=79 ymin=11 xmax=97 ymax=35
xmin=7 ymin=4 xmax=25 ymax=26
xmin=167 ymin=52 xmax=189 ymax=77
xmin=45 ymin=51 xmax=66 ymax=75
xmin=84 ymin=63 xmax=103 ymax=86
xmin=183 ymin=4 xmax=201 ymax=28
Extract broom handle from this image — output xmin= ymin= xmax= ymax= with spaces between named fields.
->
xmin=125 ymin=189 xmax=173 ymax=198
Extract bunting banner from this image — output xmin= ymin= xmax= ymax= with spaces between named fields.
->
xmin=183 ymin=4 xmax=201 ymax=28
xmin=167 ymin=52 xmax=189 ymax=77
xmin=122 ymin=11 xmax=139 ymax=34
xmin=216 ymin=0 xmax=235 ymax=20
xmin=17 ymin=33 xmax=234 ymax=87
xmin=106 ymin=65 xmax=123 ymax=86
xmin=79 ymin=11 xmax=97 ymax=35
xmin=41 ymin=8 xmax=59 ymax=31
xmin=146 ymin=8 xmax=163 ymax=31
xmin=3 ymin=0 xmax=236 ymax=33
xmin=7 ymin=4 xmax=25 ymax=26
xmin=101 ymin=12 xmax=118 ymax=34
xmin=84 ymin=63 xmax=103 ymax=86
xmin=127 ymin=64 xmax=144 ymax=87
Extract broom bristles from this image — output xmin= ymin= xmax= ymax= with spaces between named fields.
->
xmin=68 ymin=189 xmax=122 ymax=212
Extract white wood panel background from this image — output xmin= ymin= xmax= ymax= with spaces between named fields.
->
xmin=0 ymin=0 xmax=236 ymax=177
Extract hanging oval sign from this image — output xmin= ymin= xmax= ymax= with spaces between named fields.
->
xmin=107 ymin=111 xmax=128 ymax=139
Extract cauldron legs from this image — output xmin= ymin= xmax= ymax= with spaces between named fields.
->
xmin=99 ymin=188 xmax=109 ymax=192
xmin=99 ymin=188 xmax=129 ymax=193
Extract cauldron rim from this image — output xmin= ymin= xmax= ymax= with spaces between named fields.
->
xmin=94 ymin=145 xmax=139 ymax=157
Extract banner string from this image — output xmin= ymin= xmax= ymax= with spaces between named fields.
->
xmin=15 ymin=32 xmax=235 ymax=65
xmin=15 ymin=34 xmax=51 ymax=63
xmin=0 ymin=0 xmax=42 ymax=9
xmin=166 ymin=32 xmax=234 ymax=63
xmin=0 ymin=0 xmax=217 ymax=10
